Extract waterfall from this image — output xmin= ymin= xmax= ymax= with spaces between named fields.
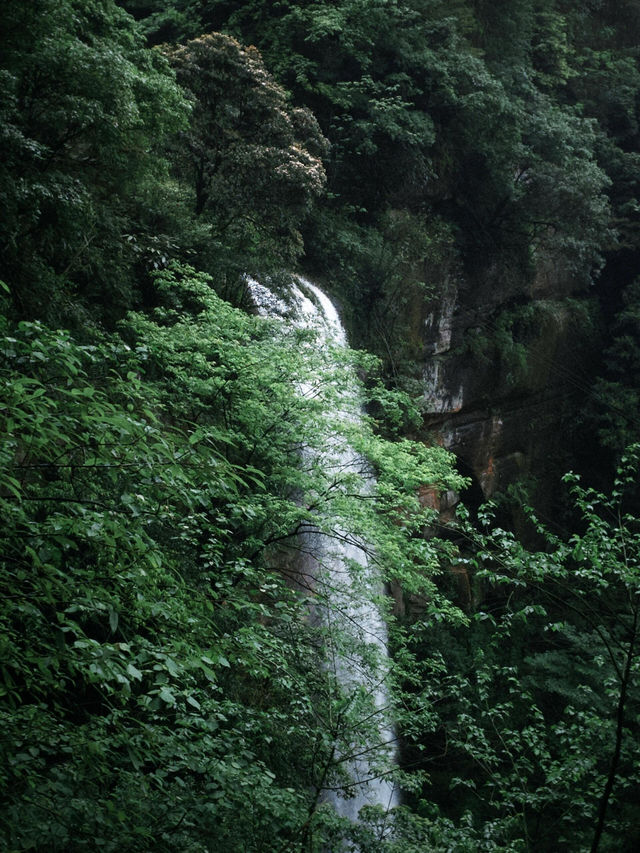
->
xmin=247 ymin=275 xmax=399 ymax=825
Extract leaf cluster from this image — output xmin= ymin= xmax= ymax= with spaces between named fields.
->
xmin=392 ymin=449 xmax=640 ymax=850
xmin=0 ymin=263 xmax=464 ymax=850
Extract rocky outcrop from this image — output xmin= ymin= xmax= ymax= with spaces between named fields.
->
xmin=419 ymin=260 xmax=596 ymax=513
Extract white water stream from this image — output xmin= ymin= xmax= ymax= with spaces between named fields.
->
xmin=248 ymin=275 xmax=399 ymax=824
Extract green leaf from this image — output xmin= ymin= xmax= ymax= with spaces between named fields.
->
xmin=126 ymin=663 xmax=143 ymax=681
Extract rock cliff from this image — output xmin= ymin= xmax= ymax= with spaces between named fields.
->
xmin=418 ymin=257 xmax=598 ymax=518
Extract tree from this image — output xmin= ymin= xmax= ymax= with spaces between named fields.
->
xmin=190 ymin=1 xmax=611 ymax=320
xmin=164 ymin=33 xmax=328 ymax=275
xmin=0 ymin=264 xmax=464 ymax=850
xmin=393 ymin=449 xmax=640 ymax=850
xmin=0 ymin=0 xmax=189 ymax=325
xmin=117 ymin=0 xmax=202 ymax=44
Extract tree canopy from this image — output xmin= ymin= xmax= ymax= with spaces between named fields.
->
xmin=0 ymin=0 xmax=188 ymax=324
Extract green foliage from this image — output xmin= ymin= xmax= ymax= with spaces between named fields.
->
xmin=532 ymin=9 xmax=574 ymax=91
xmin=163 ymin=33 xmax=328 ymax=279
xmin=462 ymin=297 xmax=594 ymax=391
xmin=4 ymin=0 xmax=640 ymax=848
xmin=0 ymin=264 xmax=464 ymax=849
xmin=395 ymin=449 xmax=640 ymax=850
xmin=193 ymin=0 xmax=613 ymax=343
xmin=0 ymin=0 xmax=189 ymax=324
xmin=118 ymin=0 xmax=202 ymax=44
xmin=588 ymin=277 xmax=640 ymax=453
xmin=0 ymin=313 xmax=311 ymax=849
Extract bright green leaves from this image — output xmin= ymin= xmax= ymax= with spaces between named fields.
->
xmin=0 ymin=304 xmax=314 ymax=849
xmin=0 ymin=264 xmax=466 ymax=849
xmin=398 ymin=448 xmax=640 ymax=850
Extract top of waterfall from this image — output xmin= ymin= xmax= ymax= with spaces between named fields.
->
xmin=244 ymin=276 xmax=290 ymax=317
xmin=292 ymin=276 xmax=346 ymax=347
xmin=246 ymin=274 xmax=347 ymax=347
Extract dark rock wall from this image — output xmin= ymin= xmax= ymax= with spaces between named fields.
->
xmin=418 ymin=257 xmax=597 ymax=513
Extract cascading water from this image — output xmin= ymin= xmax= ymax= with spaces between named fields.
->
xmin=248 ymin=275 xmax=399 ymax=825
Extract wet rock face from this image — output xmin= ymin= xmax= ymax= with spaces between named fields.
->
xmin=419 ymin=261 xmax=595 ymax=507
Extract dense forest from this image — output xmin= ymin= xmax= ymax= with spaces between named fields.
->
xmin=2 ymin=1 xmax=640 ymax=850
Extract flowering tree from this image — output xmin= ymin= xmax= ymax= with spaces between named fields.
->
xmin=165 ymin=33 xmax=328 ymax=269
